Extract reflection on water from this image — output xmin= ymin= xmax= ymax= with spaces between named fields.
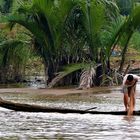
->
xmin=1 ymin=110 xmax=140 ymax=140
xmin=123 ymin=115 xmax=136 ymax=123
xmin=0 ymin=86 xmax=140 ymax=139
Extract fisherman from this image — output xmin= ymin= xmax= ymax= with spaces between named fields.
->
xmin=122 ymin=74 xmax=140 ymax=115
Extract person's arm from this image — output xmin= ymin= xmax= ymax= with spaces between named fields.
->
xmin=123 ymin=74 xmax=128 ymax=86
xmin=133 ymin=74 xmax=140 ymax=81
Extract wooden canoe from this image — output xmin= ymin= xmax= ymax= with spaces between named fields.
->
xmin=0 ymin=97 xmax=139 ymax=115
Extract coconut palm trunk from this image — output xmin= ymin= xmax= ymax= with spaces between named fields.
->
xmin=119 ymin=31 xmax=133 ymax=72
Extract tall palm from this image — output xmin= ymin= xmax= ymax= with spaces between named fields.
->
xmin=119 ymin=5 xmax=140 ymax=72
xmin=101 ymin=3 xmax=140 ymax=75
xmin=76 ymin=0 xmax=121 ymax=86
xmin=5 ymin=0 xmax=81 ymax=85
xmin=2 ymin=0 xmax=133 ymax=87
xmin=49 ymin=0 xmax=120 ymax=87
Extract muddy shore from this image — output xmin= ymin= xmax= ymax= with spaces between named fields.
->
xmin=0 ymin=86 xmax=116 ymax=96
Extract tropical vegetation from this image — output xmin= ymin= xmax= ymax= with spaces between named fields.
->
xmin=0 ymin=0 xmax=140 ymax=88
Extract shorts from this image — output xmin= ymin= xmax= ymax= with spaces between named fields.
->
xmin=122 ymin=86 xmax=127 ymax=93
xmin=122 ymin=85 xmax=136 ymax=97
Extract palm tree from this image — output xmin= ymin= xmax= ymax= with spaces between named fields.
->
xmin=118 ymin=5 xmax=140 ymax=72
xmin=4 ymin=0 xmax=82 ymax=86
xmin=48 ymin=0 xmax=120 ymax=88
xmin=4 ymin=0 xmax=138 ymax=88
xmin=76 ymin=0 xmax=121 ymax=86
xmin=3 ymin=0 xmax=121 ymax=87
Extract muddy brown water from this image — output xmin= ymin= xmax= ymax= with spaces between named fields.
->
xmin=1 ymin=85 xmax=140 ymax=140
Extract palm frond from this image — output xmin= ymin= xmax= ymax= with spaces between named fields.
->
xmin=48 ymin=63 xmax=92 ymax=88
xmin=79 ymin=0 xmax=106 ymax=61
xmin=0 ymin=39 xmax=30 ymax=67
xmin=78 ymin=66 xmax=96 ymax=89
xmin=100 ymin=16 xmax=125 ymax=57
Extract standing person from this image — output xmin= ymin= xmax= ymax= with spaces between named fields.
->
xmin=122 ymin=74 xmax=140 ymax=115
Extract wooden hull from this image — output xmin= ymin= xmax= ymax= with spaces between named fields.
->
xmin=0 ymin=97 xmax=139 ymax=115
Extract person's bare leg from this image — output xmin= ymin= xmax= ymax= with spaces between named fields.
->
xmin=133 ymin=94 xmax=135 ymax=111
xmin=124 ymin=93 xmax=129 ymax=112
xmin=133 ymin=86 xmax=136 ymax=111
xmin=133 ymin=92 xmax=136 ymax=111
xmin=128 ymin=89 xmax=135 ymax=115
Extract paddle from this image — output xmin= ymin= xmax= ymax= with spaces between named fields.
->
xmin=84 ymin=107 xmax=97 ymax=111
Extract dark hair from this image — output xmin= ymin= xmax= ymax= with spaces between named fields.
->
xmin=127 ymin=74 xmax=134 ymax=82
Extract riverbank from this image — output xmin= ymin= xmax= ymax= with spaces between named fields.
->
xmin=0 ymin=86 xmax=115 ymax=96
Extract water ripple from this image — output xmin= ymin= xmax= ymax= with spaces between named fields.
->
xmin=0 ymin=89 xmax=140 ymax=139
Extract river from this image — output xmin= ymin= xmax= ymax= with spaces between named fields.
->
xmin=0 ymin=85 xmax=140 ymax=140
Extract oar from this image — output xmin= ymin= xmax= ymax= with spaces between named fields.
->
xmin=84 ymin=107 xmax=97 ymax=111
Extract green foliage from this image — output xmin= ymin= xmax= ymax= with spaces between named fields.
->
xmin=2 ymin=0 xmax=140 ymax=86
xmin=0 ymin=39 xmax=30 ymax=66
xmin=63 ymin=5 xmax=88 ymax=62
xmin=100 ymin=16 xmax=125 ymax=57
xmin=4 ymin=0 xmax=84 ymax=84
xmin=2 ymin=0 xmax=122 ymax=86
xmin=80 ymin=0 xmax=106 ymax=60
xmin=0 ymin=0 xmax=13 ymax=13
xmin=117 ymin=0 xmax=134 ymax=16
xmin=130 ymin=31 xmax=140 ymax=51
